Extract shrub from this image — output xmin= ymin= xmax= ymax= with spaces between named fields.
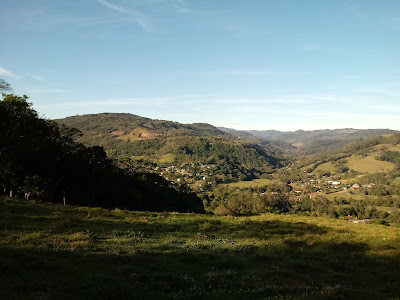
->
xmin=213 ymin=205 xmax=234 ymax=216
xmin=374 ymin=219 xmax=390 ymax=226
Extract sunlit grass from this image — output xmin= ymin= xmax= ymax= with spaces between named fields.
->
xmin=158 ymin=153 xmax=176 ymax=164
xmin=224 ymin=178 xmax=277 ymax=188
xmin=0 ymin=196 xmax=399 ymax=299
xmin=314 ymin=161 xmax=338 ymax=173
xmin=348 ymin=155 xmax=395 ymax=173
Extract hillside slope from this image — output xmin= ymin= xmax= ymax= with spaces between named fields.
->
xmin=1 ymin=196 xmax=399 ymax=299
xmin=56 ymin=114 xmax=285 ymax=182
xmin=246 ymin=128 xmax=398 ymax=144
xmin=279 ymin=133 xmax=400 ymax=203
xmin=59 ymin=113 xmax=230 ymax=140
xmin=246 ymin=128 xmax=398 ymax=154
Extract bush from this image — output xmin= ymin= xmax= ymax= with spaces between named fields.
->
xmin=374 ymin=219 xmax=390 ymax=226
xmin=213 ymin=205 xmax=234 ymax=216
xmin=387 ymin=211 xmax=400 ymax=223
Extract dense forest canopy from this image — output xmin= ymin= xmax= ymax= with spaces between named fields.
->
xmin=56 ymin=113 xmax=285 ymax=181
xmin=245 ymin=128 xmax=398 ymax=144
xmin=58 ymin=113 xmax=231 ymax=138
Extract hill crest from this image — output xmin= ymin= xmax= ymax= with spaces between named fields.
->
xmin=58 ymin=113 xmax=230 ymax=139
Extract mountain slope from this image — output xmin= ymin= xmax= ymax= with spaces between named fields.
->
xmin=245 ymin=128 xmax=398 ymax=154
xmin=56 ymin=114 xmax=284 ymax=181
xmin=217 ymin=127 xmax=256 ymax=139
xmin=294 ymin=133 xmax=400 ymax=184
xmin=218 ymin=127 xmax=296 ymax=151
xmin=59 ymin=113 xmax=230 ymax=139
xmin=246 ymin=128 xmax=398 ymax=144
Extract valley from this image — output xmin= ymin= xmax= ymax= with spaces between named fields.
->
xmin=3 ymin=1 xmax=400 ymax=298
xmin=1 ymin=96 xmax=400 ymax=299
xmin=56 ymin=113 xmax=400 ymax=224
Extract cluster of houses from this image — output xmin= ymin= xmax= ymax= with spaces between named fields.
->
xmin=295 ymin=175 xmax=376 ymax=195
xmin=157 ymin=163 xmax=216 ymax=187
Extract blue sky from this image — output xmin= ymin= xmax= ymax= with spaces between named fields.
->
xmin=1 ymin=0 xmax=399 ymax=131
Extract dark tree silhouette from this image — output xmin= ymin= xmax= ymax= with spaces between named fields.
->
xmin=0 ymin=87 xmax=203 ymax=212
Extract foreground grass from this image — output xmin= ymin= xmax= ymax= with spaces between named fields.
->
xmin=0 ymin=197 xmax=399 ymax=299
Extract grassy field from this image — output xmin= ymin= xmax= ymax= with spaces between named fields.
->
xmin=324 ymin=191 xmax=369 ymax=201
xmin=116 ymin=127 xmax=159 ymax=142
xmin=314 ymin=162 xmax=338 ymax=174
xmin=225 ymin=178 xmax=276 ymax=188
xmin=321 ymin=190 xmax=400 ymax=203
xmin=387 ymin=145 xmax=400 ymax=152
xmin=348 ymin=155 xmax=395 ymax=174
xmin=1 ymin=196 xmax=399 ymax=299
xmin=158 ymin=153 xmax=176 ymax=164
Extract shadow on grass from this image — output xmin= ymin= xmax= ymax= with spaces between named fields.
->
xmin=1 ymin=238 xmax=399 ymax=298
xmin=1 ymin=198 xmax=399 ymax=299
xmin=0 ymin=243 xmax=399 ymax=299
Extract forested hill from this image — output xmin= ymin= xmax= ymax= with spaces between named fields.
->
xmin=217 ymin=127 xmax=255 ymax=139
xmin=58 ymin=113 xmax=230 ymax=139
xmin=293 ymin=132 xmax=400 ymax=179
xmin=246 ymin=128 xmax=398 ymax=144
xmin=237 ymin=128 xmax=397 ymax=154
xmin=56 ymin=113 xmax=285 ymax=181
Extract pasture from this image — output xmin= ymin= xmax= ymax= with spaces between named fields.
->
xmin=0 ymin=196 xmax=399 ymax=299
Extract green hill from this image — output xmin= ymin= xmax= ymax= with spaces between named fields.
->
xmin=282 ymin=133 xmax=400 ymax=205
xmin=58 ymin=113 xmax=230 ymax=140
xmin=246 ymin=128 xmax=398 ymax=154
xmin=298 ymin=133 xmax=400 ymax=173
xmin=218 ymin=127 xmax=296 ymax=151
xmin=246 ymin=128 xmax=398 ymax=144
xmin=56 ymin=114 xmax=285 ymax=181
xmin=1 ymin=196 xmax=399 ymax=299
xmin=217 ymin=126 xmax=256 ymax=139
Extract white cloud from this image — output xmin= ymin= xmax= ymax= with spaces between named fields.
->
xmin=0 ymin=66 xmax=19 ymax=79
xmin=29 ymin=88 xmax=66 ymax=94
xmin=171 ymin=0 xmax=191 ymax=14
xmin=214 ymin=94 xmax=369 ymax=106
xmin=40 ymin=94 xmax=197 ymax=108
xmin=202 ymin=70 xmax=311 ymax=77
xmin=96 ymin=0 xmax=151 ymax=31
xmin=96 ymin=0 xmax=128 ymax=13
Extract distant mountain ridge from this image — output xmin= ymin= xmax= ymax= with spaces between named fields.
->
xmin=217 ymin=127 xmax=398 ymax=154
xmin=244 ymin=128 xmax=398 ymax=144
xmin=217 ymin=127 xmax=256 ymax=139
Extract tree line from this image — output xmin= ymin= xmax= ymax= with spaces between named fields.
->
xmin=0 ymin=87 xmax=203 ymax=212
